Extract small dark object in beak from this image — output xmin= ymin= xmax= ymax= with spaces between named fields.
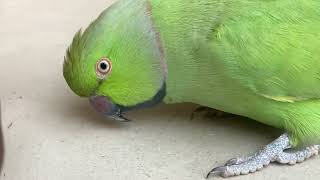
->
xmin=109 ymin=114 xmax=131 ymax=122
xmin=89 ymin=96 xmax=132 ymax=122
xmin=109 ymin=108 xmax=131 ymax=122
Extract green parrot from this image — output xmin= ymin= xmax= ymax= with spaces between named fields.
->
xmin=63 ymin=0 xmax=320 ymax=178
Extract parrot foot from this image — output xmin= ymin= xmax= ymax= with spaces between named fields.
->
xmin=190 ymin=106 xmax=231 ymax=120
xmin=206 ymin=134 xmax=320 ymax=178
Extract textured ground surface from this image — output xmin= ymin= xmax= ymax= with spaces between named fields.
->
xmin=1 ymin=0 xmax=320 ymax=179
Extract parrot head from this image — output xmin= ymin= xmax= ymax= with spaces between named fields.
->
xmin=63 ymin=1 xmax=167 ymax=121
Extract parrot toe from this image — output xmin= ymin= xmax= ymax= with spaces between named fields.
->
xmin=224 ymin=156 xmax=254 ymax=166
xmin=206 ymin=134 xmax=320 ymax=178
xmin=275 ymin=145 xmax=319 ymax=164
xmin=190 ymin=106 xmax=233 ymax=120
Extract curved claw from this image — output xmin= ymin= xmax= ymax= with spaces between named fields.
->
xmin=206 ymin=166 xmax=227 ymax=179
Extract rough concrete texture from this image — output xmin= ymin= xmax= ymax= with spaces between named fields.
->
xmin=1 ymin=0 xmax=320 ymax=179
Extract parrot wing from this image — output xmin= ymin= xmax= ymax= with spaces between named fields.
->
xmin=212 ymin=2 xmax=320 ymax=102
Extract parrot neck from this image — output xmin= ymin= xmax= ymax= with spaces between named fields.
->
xmin=119 ymin=83 xmax=166 ymax=112
xmin=163 ymin=56 xmax=222 ymax=106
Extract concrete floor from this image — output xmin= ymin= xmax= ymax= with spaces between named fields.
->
xmin=1 ymin=0 xmax=320 ymax=179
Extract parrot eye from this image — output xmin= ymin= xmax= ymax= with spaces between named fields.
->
xmin=96 ymin=58 xmax=112 ymax=79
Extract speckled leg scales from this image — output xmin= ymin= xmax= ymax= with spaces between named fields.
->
xmin=207 ymin=134 xmax=320 ymax=178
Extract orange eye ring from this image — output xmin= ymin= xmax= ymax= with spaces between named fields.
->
xmin=96 ymin=57 xmax=112 ymax=78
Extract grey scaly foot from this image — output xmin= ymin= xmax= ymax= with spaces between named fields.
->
xmin=206 ymin=134 xmax=320 ymax=178
xmin=275 ymin=145 xmax=319 ymax=164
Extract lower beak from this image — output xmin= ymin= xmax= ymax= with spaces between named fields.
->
xmin=89 ymin=96 xmax=131 ymax=122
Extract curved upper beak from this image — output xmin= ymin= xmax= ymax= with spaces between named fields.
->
xmin=89 ymin=96 xmax=131 ymax=122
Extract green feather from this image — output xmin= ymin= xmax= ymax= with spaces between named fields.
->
xmin=64 ymin=29 xmax=100 ymax=97
xmin=150 ymin=0 xmax=320 ymax=145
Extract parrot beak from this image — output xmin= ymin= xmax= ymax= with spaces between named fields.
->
xmin=89 ymin=96 xmax=131 ymax=122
